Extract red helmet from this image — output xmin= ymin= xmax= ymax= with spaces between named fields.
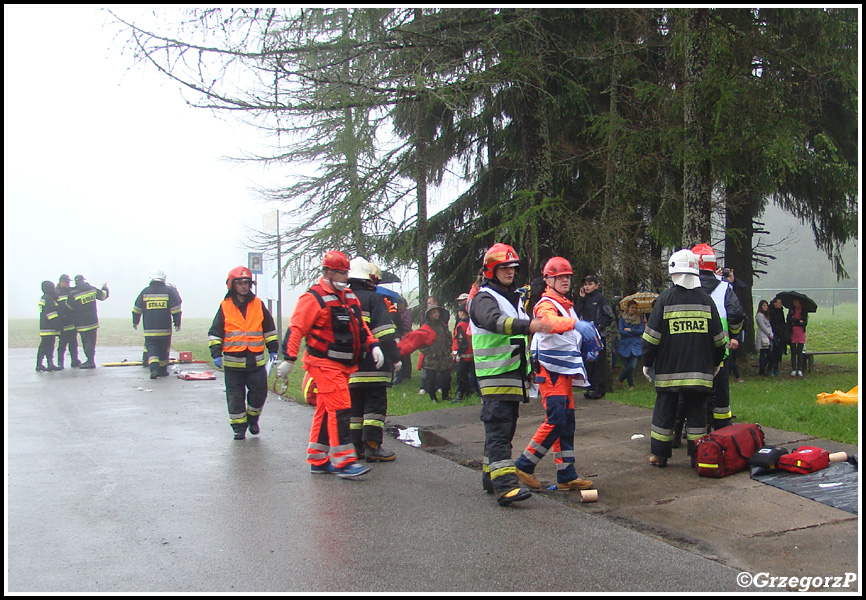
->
xmin=322 ymin=250 xmax=350 ymax=271
xmin=226 ymin=266 xmax=253 ymax=289
xmin=483 ymin=243 xmax=520 ymax=279
xmin=691 ymin=243 xmax=717 ymax=271
xmin=542 ymin=256 xmax=573 ymax=278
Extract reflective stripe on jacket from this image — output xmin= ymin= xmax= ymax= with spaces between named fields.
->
xmin=530 ymin=295 xmax=586 ymax=377
xmin=470 ymin=286 xmax=531 ymax=401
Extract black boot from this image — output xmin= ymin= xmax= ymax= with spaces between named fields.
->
xmin=150 ymin=366 xmax=159 ymax=379
xmin=247 ymin=416 xmax=260 ymax=435
xmin=47 ymin=358 xmax=62 ymax=372
xmin=56 ymin=353 xmax=65 ymax=371
xmin=36 ymin=351 xmax=47 ymax=372
xmin=365 ymin=440 xmax=396 ymax=462
xmin=231 ymin=423 xmax=247 ymax=440
xmin=429 ymin=390 xmax=439 ymax=403
xmin=482 ymin=470 xmax=494 ymax=494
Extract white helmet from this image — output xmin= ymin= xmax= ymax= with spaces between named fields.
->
xmin=668 ymin=249 xmax=698 ymax=276
xmin=348 ymin=256 xmax=373 ymax=281
xmin=150 ymin=269 xmax=166 ymax=282
xmin=669 ymin=249 xmax=700 ymax=289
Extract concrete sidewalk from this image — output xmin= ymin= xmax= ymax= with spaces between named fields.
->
xmin=387 ymin=394 xmax=860 ymax=586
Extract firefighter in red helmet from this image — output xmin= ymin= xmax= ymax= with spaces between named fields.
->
xmin=209 ymin=266 xmax=279 ymax=440
xmin=278 ymin=251 xmax=384 ymax=479
xmin=514 ymin=257 xmax=598 ymax=492
xmin=469 ymin=243 xmax=552 ymax=506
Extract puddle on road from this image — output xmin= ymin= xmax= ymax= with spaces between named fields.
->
xmin=386 ymin=425 xmax=451 ymax=449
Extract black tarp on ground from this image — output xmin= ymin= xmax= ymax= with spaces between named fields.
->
xmin=751 ymin=461 xmax=859 ymax=515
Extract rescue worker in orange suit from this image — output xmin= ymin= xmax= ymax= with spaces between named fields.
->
xmin=514 ymin=257 xmax=599 ymax=492
xmin=469 ymin=243 xmax=551 ymax=507
xmin=65 ymin=275 xmax=109 ymax=369
xmin=277 ymin=251 xmax=384 ymax=479
xmin=55 ymin=274 xmax=81 ymax=369
xmin=347 ymin=257 xmax=402 ymax=462
xmin=132 ymin=269 xmax=183 ymax=379
xmin=36 ymin=280 xmax=62 ymax=372
xmin=642 ymin=249 xmax=727 ymax=467
xmin=209 ymin=266 xmax=279 ymax=440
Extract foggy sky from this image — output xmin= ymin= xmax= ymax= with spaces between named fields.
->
xmin=4 ymin=6 xmax=298 ymax=321
xmin=4 ymin=6 xmax=859 ymax=325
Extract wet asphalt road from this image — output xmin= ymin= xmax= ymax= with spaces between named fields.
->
xmin=7 ymin=347 xmax=751 ymax=593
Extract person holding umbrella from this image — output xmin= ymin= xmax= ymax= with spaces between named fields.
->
xmin=777 ymin=292 xmax=816 ymax=377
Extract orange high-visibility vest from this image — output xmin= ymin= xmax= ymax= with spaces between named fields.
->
xmin=220 ymin=297 xmax=266 ymax=361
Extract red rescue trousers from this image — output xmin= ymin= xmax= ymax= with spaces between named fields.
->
xmin=514 ymin=366 xmax=579 ymax=483
xmin=305 ymin=362 xmax=359 ymax=469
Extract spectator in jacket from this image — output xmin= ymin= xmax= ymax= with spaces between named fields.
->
xmin=755 ymin=300 xmax=773 ymax=376
xmin=787 ymin=298 xmax=808 ymax=377
xmin=616 ymin=300 xmax=645 ymax=390
xmin=767 ymin=296 xmax=788 ymax=376
xmin=451 ymin=299 xmax=477 ymax=402
xmin=576 ymin=274 xmax=614 ymax=399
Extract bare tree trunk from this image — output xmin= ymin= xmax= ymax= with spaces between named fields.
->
xmin=681 ymin=8 xmax=712 ymax=247
xmin=725 ymin=184 xmax=756 ymax=353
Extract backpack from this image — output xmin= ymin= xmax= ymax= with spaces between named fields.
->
xmin=778 ymin=446 xmax=831 ymax=474
xmin=695 ymin=423 xmax=765 ymax=478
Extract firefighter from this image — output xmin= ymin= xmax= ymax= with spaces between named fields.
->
xmin=469 ymin=243 xmax=551 ymax=507
xmin=36 ymin=280 xmax=62 ymax=372
xmin=514 ymin=257 xmax=598 ymax=491
xmin=208 ymin=266 xmax=279 ymax=440
xmin=277 ymin=250 xmax=384 ymax=479
xmin=690 ymin=243 xmax=747 ymax=431
xmin=65 ymin=275 xmax=109 ymax=369
xmin=347 ymin=257 xmax=402 ymax=462
xmin=132 ymin=269 xmax=183 ymax=379
xmin=641 ymin=249 xmax=727 ymax=467
xmin=55 ymin=274 xmax=81 ymax=369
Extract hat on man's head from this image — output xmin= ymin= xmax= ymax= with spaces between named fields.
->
xmin=583 ymin=275 xmax=599 ymax=284
xmin=74 ymin=275 xmax=85 ymax=284
xmin=59 ymin=274 xmax=71 ymax=283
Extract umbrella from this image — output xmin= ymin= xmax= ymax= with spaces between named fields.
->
xmin=776 ymin=291 xmax=818 ymax=313
xmin=619 ymin=291 xmax=659 ymax=315
xmin=375 ymin=285 xmax=402 ymax=301
xmin=379 ymin=270 xmax=401 ymax=284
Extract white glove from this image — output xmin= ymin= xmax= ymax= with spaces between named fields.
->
xmin=393 ymin=361 xmax=402 ymax=373
xmin=372 ymin=346 xmax=385 ymax=369
xmin=713 ymin=366 xmax=721 ymax=377
xmin=277 ymin=360 xmax=294 ymax=378
xmin=642 ymin=366 xmax=652 ymax=382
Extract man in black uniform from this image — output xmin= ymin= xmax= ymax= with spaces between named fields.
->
xmin=642 ymin=249 xmax=727 ymax=467
xmin=347 ymin=257 xmax=402 ymax=461
xmin=132 ymin=269 xmax=183 ymax=379
xmin=66 ymin=275 xmax=109 ymax=369
xmin=55 ymin=274 xmax=81 ymax=369
xmin=576 ymin=274 xmax=614 ymax=399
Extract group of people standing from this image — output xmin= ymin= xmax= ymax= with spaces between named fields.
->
xmin=755 ymin=295 xmax=809 ymax=377
xmin=37 ymin=274 xmax=109 ymax=371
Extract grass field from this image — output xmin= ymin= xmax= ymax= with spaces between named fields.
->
xmin=8 ymin=304 xmax=860 ymax=444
